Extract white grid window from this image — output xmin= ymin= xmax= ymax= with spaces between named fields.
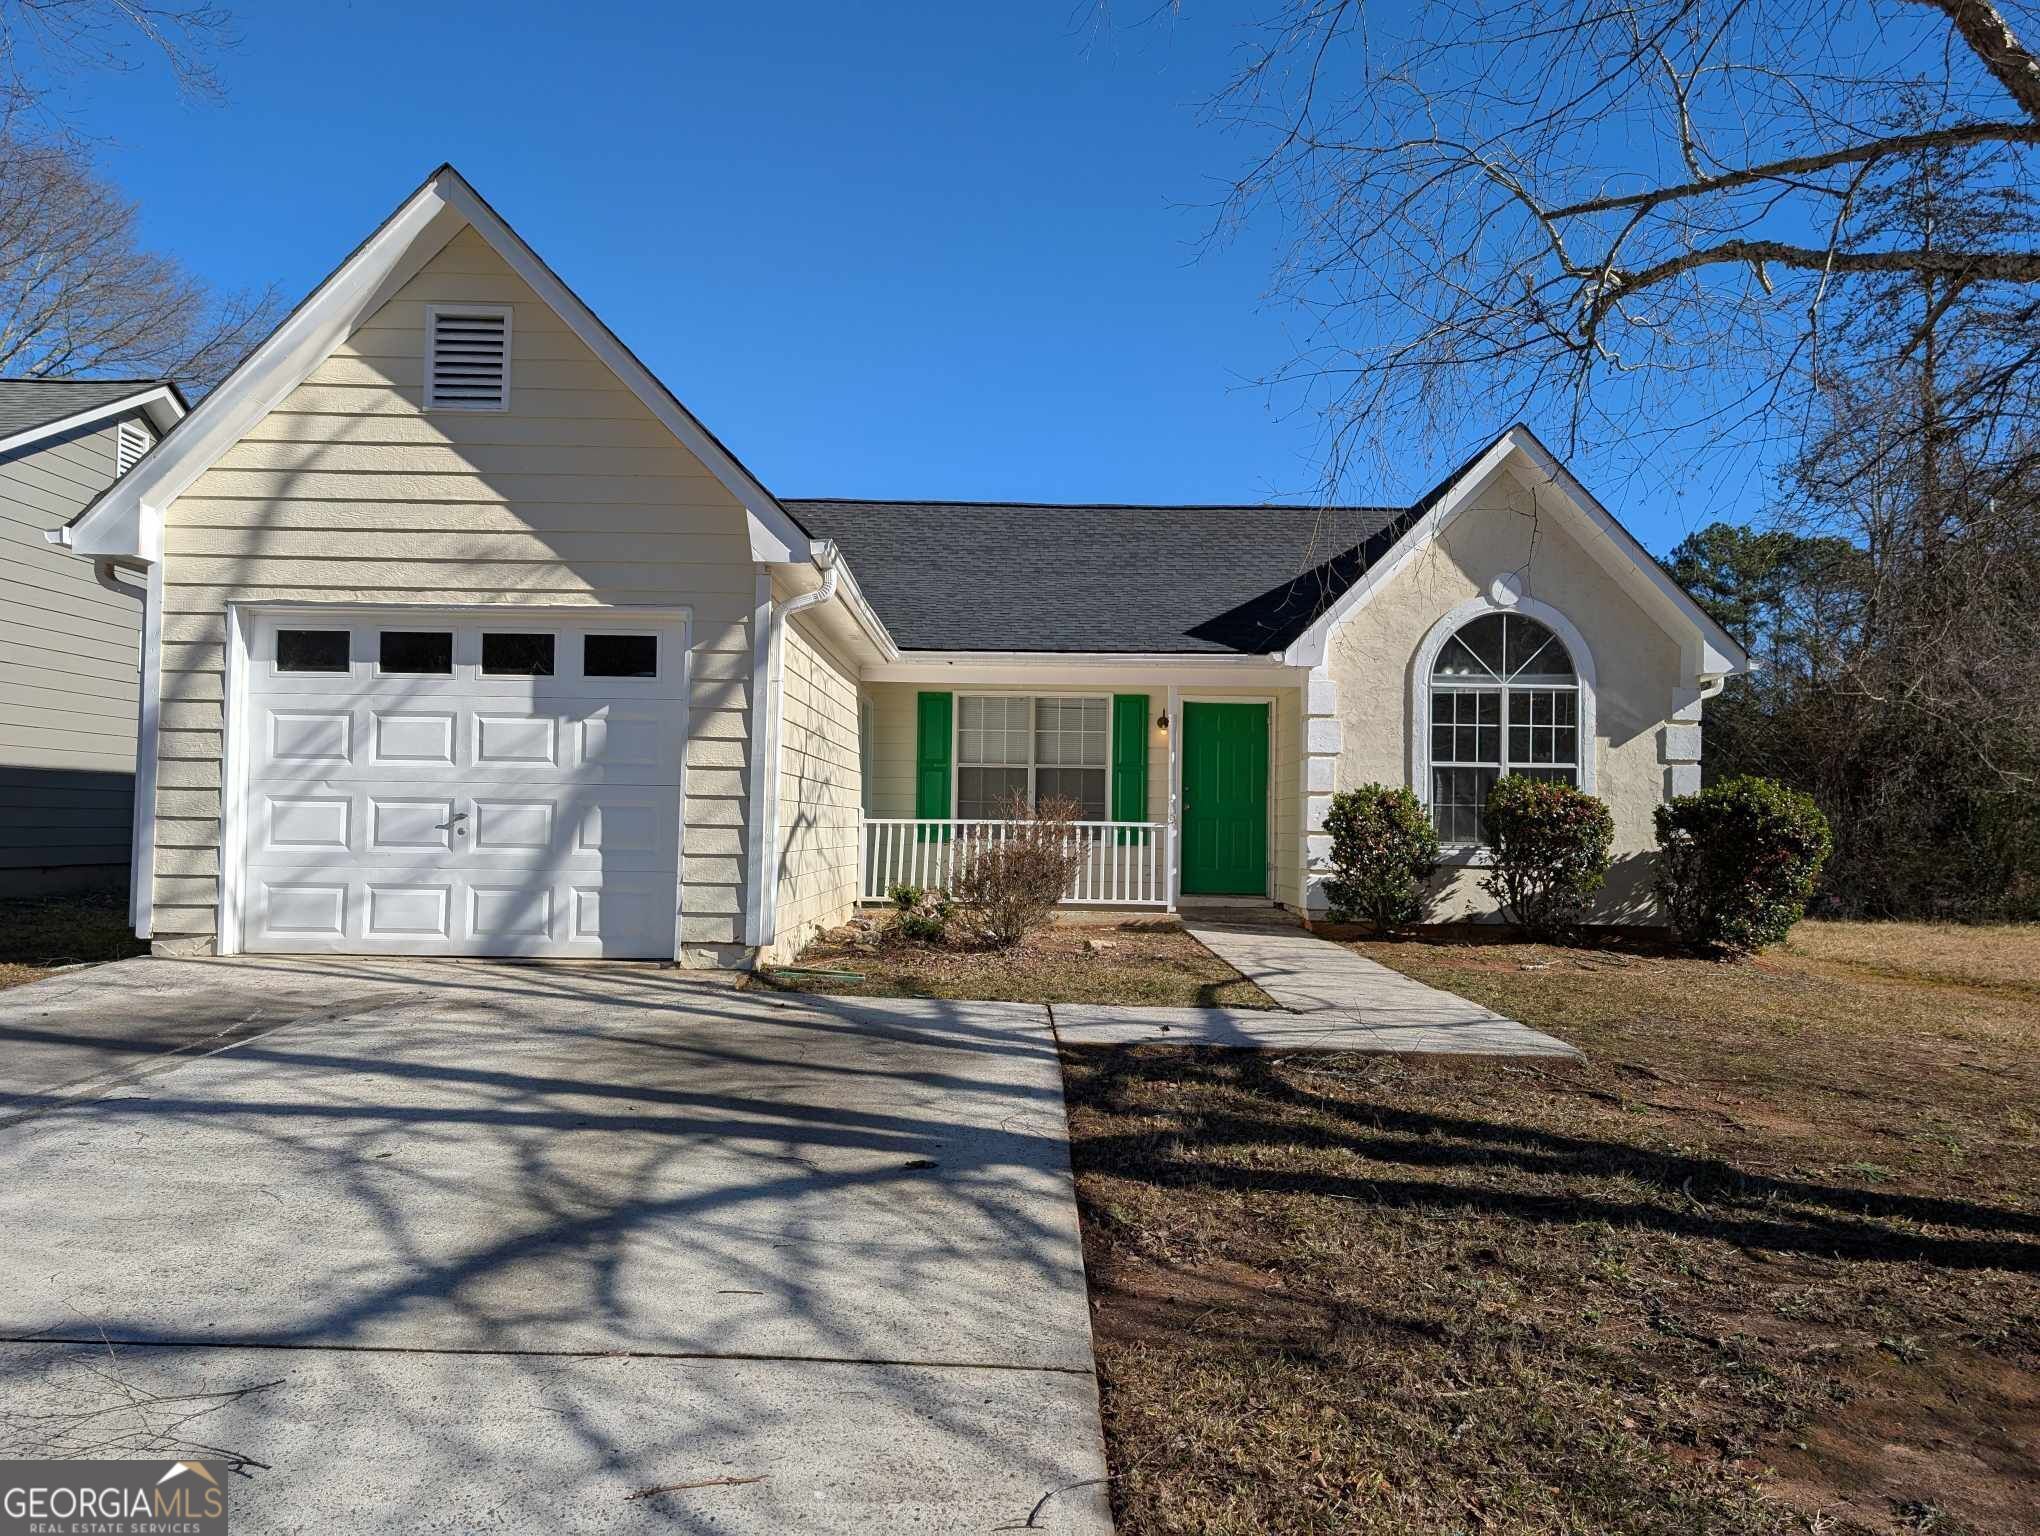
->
xmin=1428 ymin=613 xmax=1579 ymax=845
xmin=957 ymin=696 xmax=1107 ymax=819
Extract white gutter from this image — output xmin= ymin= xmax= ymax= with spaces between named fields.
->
xmin=94 ymin=558 xmax=145 ymax=601
xmin=745 ymin=542 xmax=842 ymax=954
xmin=84 ymin=555 xmax=159 ymax=936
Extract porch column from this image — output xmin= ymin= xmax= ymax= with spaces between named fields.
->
xmin=1165 ymin=682 xmax=1181 ymax=911
xmin=1300 ymin=667 xmax=1343 ymax=916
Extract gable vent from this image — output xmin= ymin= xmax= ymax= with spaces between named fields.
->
xmin=425 ymin=304 xmax=512 ymax=411
xmin=114 ymin=419 xmax=152 ymax=475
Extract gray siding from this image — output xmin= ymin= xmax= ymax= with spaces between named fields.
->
xmin=0 ymin=417 xmax=142 ymax=890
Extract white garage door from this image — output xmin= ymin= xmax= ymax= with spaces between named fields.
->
xmin=237 ymin=610 xmax=688 ymax=958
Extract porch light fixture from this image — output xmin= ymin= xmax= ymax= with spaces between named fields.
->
xmin=1157 ymin=710 xmax=1170 ymax=732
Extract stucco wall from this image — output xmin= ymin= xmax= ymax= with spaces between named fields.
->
xmin=152 ymin=225 xmax=759 ymax=961
xmin=1325 ymin=466 xmax=1684 ymax=922
xmin=768 ymin=609 xmax=863 ymax=961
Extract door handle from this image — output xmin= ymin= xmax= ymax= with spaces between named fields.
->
xmin=437 ymin=809 xmax=470 ymax=835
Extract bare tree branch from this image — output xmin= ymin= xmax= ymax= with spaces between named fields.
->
xmin=0 ymin=135 xmax=275 ymax=390
xmin=1903 ymin=0 xmax=2040 ymax=119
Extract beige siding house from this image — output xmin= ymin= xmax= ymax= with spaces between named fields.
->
xmin=1 ymin=381 xmax=186 ymax=895
xmin=60 ymin=164 xmax=1746 ymax=967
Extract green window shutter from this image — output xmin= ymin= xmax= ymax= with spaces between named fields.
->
xmin=915 ymin=691 xmax=953 ymax=840
xmin=1111 ymin=694 xmax=1148 ymax=844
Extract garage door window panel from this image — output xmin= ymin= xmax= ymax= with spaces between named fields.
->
xmin=379 ymin=631 xmax=454 ymax=676
xmin=584 ymin=633 xmax=658 ymax=678
xmin=277 ymin=629 xmax=350 ymax=674
xmin=482 ymin=632 xmax=556 ymax=677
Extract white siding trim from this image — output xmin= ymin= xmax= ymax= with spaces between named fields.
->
xmin=68 ymin=181 xmax=466 ymax=562
xmin=742 ymin=568 xmax=774 ymax=948
xmin=215 ymin=602 xmax=252 ymax=953
xmin=130 ymin=559 xmax=166 ymax=938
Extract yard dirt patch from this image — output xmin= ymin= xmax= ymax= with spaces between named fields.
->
xmin=0 ymin=888 xmax=145 ymax=990
xmin=762 ymin=915 xmax=1278 ymax=1009
xmin=1065 ymin=921 xmax=2039 ymax=1535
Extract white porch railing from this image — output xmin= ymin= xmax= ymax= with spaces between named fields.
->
xmin=861 ymin=817 xmax=1173 ymax=909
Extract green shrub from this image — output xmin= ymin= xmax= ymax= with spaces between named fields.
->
xmin=886 ymin=882 xmax=951 ymax=943
xmin=1321 ymin=784 xmax=1440 ymax=932
xmin=1481 ymin=776 xmax=1614 ymax=940
xmin=1654 ymin=776 xmax=1832 ymax=955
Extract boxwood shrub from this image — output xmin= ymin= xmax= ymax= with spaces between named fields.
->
xmin=1481 ymin=776 xmax=1615 ymax=940
xmin=1654 ymin=776 xmax=1832 ymax=956
xmin=1321 ymin=784 xmax=1440 ymax=933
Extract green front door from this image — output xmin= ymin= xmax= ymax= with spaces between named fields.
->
xmin=1181 ymin=702 xmax=1268 ymax=895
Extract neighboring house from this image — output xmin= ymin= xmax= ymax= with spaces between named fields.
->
xmin=1 ymin=380 xmax=188 ymax=896
xmin=57 ymin=165 xmax=1748 ymax=967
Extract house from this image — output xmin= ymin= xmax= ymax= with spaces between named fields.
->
xmin=56 ymin=165 xmax=1748 ymax=966
xmin=2 ymin=379 xmax=188 ymax=896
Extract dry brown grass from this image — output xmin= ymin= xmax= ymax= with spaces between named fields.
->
xmin=1066 ymin=921 xmax=2040 ymax=1536
xmin=763 ymin=916 xmax=1278 ymax=1009
xmin=0 ymin=888 xmax=144 ymax=990
xmin=1785 ymin=919 xmax=2040 ymax=998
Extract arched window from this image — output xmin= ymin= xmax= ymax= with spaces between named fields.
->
xmin=1427 ymin=612 xmax=1580 ymax=845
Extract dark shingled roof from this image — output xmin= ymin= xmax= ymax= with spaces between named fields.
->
xmin=787 ymin=439 xmax=1499 ymax=655
xmin=787 ymin=498 xmax=1417 ymax=654
xmin=0 ymin=378 xmax=173 ymax=442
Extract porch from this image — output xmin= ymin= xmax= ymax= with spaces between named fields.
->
xmin=854 ymin=675 xmax=1309 ymax=912
xmin=861 ymin=816 xmax=1174 ymax=907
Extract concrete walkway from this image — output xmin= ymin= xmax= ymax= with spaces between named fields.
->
xmin=1054 ymin=917 xmax=1580 ymax=1058
xmin=0 ymin=957 xmax=1113 ymax=1534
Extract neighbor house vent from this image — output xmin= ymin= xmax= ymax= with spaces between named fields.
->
xmin=425 ymin=304 xmax=512 ymax=411
xmin=114 ymin=419 xmax=152 ymax=475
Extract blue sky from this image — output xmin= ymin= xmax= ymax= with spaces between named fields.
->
xmin=63 ymin=1 xmax=1761 ymax=554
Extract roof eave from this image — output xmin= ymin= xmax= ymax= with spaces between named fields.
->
xmin=65 ymin=164 xmax=811 ymax=566
xmin=0 ymin=382 xmax=188 ymax=466
xmin=1280 ymin=424 xmax=1754 ymax=679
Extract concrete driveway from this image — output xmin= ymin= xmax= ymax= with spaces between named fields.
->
xmin=0 ymin=958 xmax=1112 ymax=1533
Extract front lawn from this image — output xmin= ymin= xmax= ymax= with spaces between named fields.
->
xmin=1066 ymin=921 xmax=2040 ymax=1535
xmin=0 ymin=888 xmax=146 ymax=990
xmin=763 ymin=915 xmax=1278 ymax=1008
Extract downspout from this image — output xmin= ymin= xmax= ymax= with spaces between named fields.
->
xmin=91 ymin=557 xmax=156 ymax=936
xmin=95 ymin=558 xmax=145 ymax=601
xmin=752 ymin=543 xmax=841 ymax=955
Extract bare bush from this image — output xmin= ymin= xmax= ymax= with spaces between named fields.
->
xmin=950 ymin=794 xmax=1087 ymax=949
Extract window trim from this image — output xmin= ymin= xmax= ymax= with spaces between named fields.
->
xmin=423 ymin=302 xmax=513 ymax=413
xmin=1409 ymin=595 xmax=1598 ymax=857
xmin=952 ymin=691 xmax=1114 ymax=821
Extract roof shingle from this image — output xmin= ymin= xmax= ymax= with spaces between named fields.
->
xmin=0 ymin=378 xmax=173 ymax=442
xmin=789 ymin=499 xmax=1412 ymax=654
